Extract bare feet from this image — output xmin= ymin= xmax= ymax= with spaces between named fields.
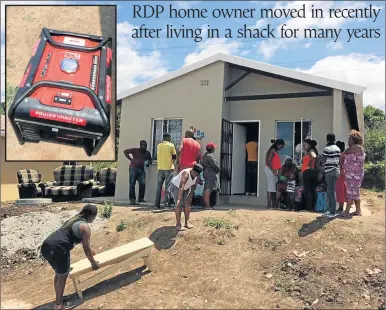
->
xmin=184 ymin=223 xmax=194 ymax=229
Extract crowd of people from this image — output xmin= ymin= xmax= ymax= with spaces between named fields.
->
xmin=39 ymin=129 xmax=366 ymax=309
xmin=265 ymin=130 xmax=366 ymax=218
xmin=123 ymin=129 xmax=220 ymax=229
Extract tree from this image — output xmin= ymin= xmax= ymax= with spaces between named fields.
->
xmin=363 ymin=105 xmax=385 ymax=190
xmin=364 ymin=105 xmax=385 ymax=131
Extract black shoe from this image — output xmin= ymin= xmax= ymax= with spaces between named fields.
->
xmin=138 ymin=199 xmax=146 ymax=203
xmin=130 ymin=200 xmax=138 ymax=205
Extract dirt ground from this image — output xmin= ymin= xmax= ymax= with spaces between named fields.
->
xmin=5 ymin=6 xmax=116 ymax=161
xmin=1 ymin=190 xmax=384 ymax=310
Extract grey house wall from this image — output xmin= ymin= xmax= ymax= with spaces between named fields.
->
xmin=115 ymin=62 xmax=225 ymax=202
xmin=116 ymin=60 xmax=362 ymax=206
xmin=222 ymin=65 xmax=337 ymax=206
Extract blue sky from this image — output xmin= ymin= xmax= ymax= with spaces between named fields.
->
xmin=1 ymin=1 xmax=385 ymax=109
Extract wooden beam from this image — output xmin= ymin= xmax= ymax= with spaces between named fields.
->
xmin=77 ymin=249 xmax=151 ymax=292
xmin=225 ymin=71 xmax=251 ymax=91
xmin=228 ymin=63 xmax=331 ymax=91
xmin=69 ymin=238 xmax=154 ymax=278
xmin=225 ymin=90 xmax=332 ymax=102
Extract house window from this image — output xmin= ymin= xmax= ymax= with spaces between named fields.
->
xmin=275 ymin=120 xmax=312 ymax=166
xmin=151 ymin=118 xmax=183 ymax=160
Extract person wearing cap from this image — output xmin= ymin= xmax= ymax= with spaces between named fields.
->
xmin=202 ymin=142 xmax=221 ymax=209
xmin=169 ymin=163 xmax=203 ymax=231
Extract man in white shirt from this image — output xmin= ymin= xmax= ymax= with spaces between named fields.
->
xmin=169 ymin=163 xmax=203 ymax=231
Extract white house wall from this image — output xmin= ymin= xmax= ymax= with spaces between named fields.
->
xmin=115 ymin=62 xmax=225 ymax=202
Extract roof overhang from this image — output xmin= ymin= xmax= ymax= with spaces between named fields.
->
xmin=118 ymin=53 xmax=367 ymax=100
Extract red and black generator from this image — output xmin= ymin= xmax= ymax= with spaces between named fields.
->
xmin=8 ymin=28 xmax=113 ymax=156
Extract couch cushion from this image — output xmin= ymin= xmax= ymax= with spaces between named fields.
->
xmin=45 ymin=185 xmax=78 ymax=196
xmin=17 ymin=169 xmax=41 ymax=184
xmin=53 ymin=165 xmax=94 ymax=186
xmin=92 ymin=185 xmax=106 ymax=195
xmin=17 ymin=183 xmax=42 ymax=194
xmin=97 ymin=168 xmax=117 ymax=186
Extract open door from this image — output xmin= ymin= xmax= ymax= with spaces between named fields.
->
xmin=231 ymin=123 xmax=247 ymax=194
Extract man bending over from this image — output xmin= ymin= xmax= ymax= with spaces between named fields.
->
xmin=169 ymin=163 xmax=203 ymax=231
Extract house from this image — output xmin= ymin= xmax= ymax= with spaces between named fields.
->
xmin=1 ymin=115 xmax=68 ymax=201
xmin=115 ymin=53 xmax=366 ymax=206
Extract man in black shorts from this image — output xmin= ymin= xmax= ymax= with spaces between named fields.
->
xmin=40 ymin=205 xmax=99 ymax=310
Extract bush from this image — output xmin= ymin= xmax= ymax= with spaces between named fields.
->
xmin=116 ymin=220 xmax=128 ymax=232
xmin=92 ymin=161 xmax=117 ymax=172
xmin=364 ymin=129 xmax=386 ymax=163
xmin=364 ymin=162 xmax=385 ymax=191
xmin=99 ymin=201 xmax=113 ymax=219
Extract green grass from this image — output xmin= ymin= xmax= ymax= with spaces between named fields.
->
xmin=227 ymin=209 xmax=237 ymax=216
xmin=116 ymin=220 xmax=128 ymax=232
xmin=204 ymin=217 xmax=232 ymax=230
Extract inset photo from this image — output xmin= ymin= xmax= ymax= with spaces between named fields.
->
xmin=5 ymin=5 xmax=116 ymax=161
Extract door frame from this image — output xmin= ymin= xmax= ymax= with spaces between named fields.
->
xmin=230 ymin=120 xmax=261 ymax=198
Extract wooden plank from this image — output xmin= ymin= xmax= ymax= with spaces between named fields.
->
xmin=72 ymin=278 xmax=83 ymax=299
xmin=77 ymin=248 xmax=151 ymax=291
xmin=69 ymin=238 xmax=154 ymax=278
xmin=143 ymin=254 xmax=152 ymax=272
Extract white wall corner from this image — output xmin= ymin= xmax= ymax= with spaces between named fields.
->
xmin=333 ymin=89 xmax=344 ymax=140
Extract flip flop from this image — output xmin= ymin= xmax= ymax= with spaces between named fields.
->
xmin=176 ymin=226 xmax=185 ymax=231
xmin=184 ymin=223 xmax=194 ymax=229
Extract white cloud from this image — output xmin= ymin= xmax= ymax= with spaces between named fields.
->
xmin=298 ymin=54 xmax=385 ymax=110
xmin=326 ymin=41 xmax=344 ymax=50
xmin=254 ymin=19 xmax=267 ymax=29
xmin=174 ymin=1 xmax=201 ymax=9
xmin=257 ymin=1 xmax=383 ymax=60
xmin=117 ymin=22 xmax=169 ymax=93
xmin=184 ymin=38 xmax=243 ymax=66
xmin=304 ymin=42 xmax=312 ymax=48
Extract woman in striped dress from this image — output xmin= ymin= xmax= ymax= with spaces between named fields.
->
xmin=342 ymin=130 xmax=365 ymax=217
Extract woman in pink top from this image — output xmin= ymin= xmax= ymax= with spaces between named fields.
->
xmin=342 ymin=130 xmax=365 ymax=217
xmin=178 ymin=130 xmax=202 ymax=172
xmin=335 ymin=141 xmax=347 ymax=212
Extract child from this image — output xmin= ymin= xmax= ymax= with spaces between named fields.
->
xmin=192 ymin=172 xmax=205 ymax=209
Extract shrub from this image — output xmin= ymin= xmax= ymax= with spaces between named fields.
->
xmin=364 ymin=162 xmax=385 ymax=191
xmin=116 ymin=220 xmax=128 ymax=232
xmin=92 ymin=162 xmax=117 ymax=172
xmin=99 ymin=201 xmax=113 ymax=219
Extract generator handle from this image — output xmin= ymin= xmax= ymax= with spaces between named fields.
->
xmin=42 ymin=28 xmax=112 ymax=52
xmin=8 ymin=80 xmax=111 ymax=142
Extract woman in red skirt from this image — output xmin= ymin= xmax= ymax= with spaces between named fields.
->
xmin=335 ymin=141 xmax=347 ymax=212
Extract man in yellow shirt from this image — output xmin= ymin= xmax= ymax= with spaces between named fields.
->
xmin=154 ymin=133 xmax=177 ymax=210
xmin=246 ymin=139 xmax=258 ymax=196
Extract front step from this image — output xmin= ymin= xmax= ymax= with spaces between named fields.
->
xmin=227 ymin=195 xmax=259 ymax=206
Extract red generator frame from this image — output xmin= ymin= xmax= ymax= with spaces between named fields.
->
xmin=8 ymin=28 xmax=113 ymax=156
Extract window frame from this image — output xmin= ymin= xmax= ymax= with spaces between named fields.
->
xmin=150 ymin=117 xmax=183 ymax=161
xmin=274 ymin=119 xmax=313 ymax=164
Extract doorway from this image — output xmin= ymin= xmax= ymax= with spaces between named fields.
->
xmin=231 ymin=121 xmax=260 ymax=196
